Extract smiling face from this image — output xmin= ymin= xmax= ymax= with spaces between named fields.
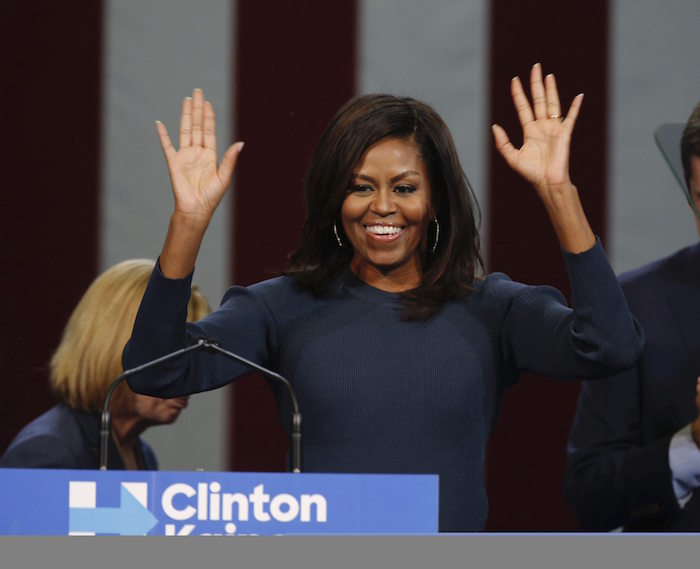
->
xmin=341 ymin=136 xmax=433 ymax=291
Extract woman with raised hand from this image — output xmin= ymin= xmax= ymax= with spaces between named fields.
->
xmin=124 ymin=64 xmax=643 ymax=531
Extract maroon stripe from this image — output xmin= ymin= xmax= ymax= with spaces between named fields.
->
xmin=230 ymin=0 xmax=357 ymax=471
xmin=0 ymin=2 xmax=103 ymax=453
xmin=485 ymin=1 xmax=610 ymax=530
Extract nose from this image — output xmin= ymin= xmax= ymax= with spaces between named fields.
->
xmin=370 ymin=187 xmax=396 ymax=216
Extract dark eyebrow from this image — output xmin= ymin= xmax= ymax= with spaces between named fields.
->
xmin=352 ymin=170 xmax=422 ymax=185
xmin=353 ymin=173 xmax=378 ymax=185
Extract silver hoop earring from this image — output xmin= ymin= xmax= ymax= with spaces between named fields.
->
xmin=333 ymin=219 xmax=344 ymax=248
xmin=431 ymin=218 xmax=440 ymax=253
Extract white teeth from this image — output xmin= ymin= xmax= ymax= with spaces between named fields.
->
xmin=365 ymin=225 xmax=402 ymax=235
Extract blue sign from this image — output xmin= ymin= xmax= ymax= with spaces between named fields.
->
xmin=0 ymin=469 xmax=439 ymax=535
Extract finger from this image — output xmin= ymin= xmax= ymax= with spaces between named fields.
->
xmin=203 ymin=101 xmax=217 ymax=151
xmin=562 ymin=93 xmax=584 ymax=132
xmin=156 ymin=120 xmax=177 ymax=163
xmin=529 ymin=63 xmax=547 ymax=119
xmin=511 ymin=76 xmax=535 ymax=127
xmin=491 ymin=124 xmax=519 ymax=168
xmin=217 ymin=141 xmax=245 ymax=188
xmin=191 ymin=88 xmax=204 ymax=147
xmin=179 ymin=97 xmax=192 ymax=148
xmin=545 ymin=73 xmax=562 ymax=119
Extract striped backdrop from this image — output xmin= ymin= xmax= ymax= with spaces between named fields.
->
xmin=3 ymin=0 xmax=699 ymax=531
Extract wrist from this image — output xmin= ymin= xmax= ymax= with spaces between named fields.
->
xmin=159 ymin=214 xmax=207 ymax=279
xmin=534 ymin=179 xmax=576 ymax=198
xmin=170 ymin=210 xmax=211 ymax=234
xmin=538 ymin=184 xmax=596 ymax=253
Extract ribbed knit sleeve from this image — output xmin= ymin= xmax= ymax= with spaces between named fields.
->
xmin=123 ymin=260 xmax=277 ymax=398
xmin=495 ymin=239 xmax=644 ymax=379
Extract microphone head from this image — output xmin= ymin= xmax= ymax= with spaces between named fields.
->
xmin=191 ymin=336 xmax=221 ymax=351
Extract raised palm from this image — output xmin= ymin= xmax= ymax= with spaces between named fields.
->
xmin=156 ymin=88 xmax=243 ymax=225
xmin=492 ymin=64 xmax=583 ymax=195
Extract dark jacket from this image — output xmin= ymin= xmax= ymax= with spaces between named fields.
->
xmin=0 ymin=403 xmax=158 ymax=470
xmin=566 ymin=242 xmax=700 ymax=531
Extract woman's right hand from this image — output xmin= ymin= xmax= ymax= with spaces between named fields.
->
xmin=157 ymin=88 xmax=244 ymax=226
xmin=156 ymin=88 xmax=244 ymax=278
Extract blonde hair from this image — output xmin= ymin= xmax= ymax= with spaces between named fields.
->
xmin=50 ymin=259 xmax=211 ymax=412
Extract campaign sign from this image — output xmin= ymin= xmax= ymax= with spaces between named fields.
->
xmin=0 ymin=469 xmax=438 ymax=535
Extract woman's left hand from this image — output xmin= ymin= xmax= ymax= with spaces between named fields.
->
xmin=492 ymin=63 xmax=582 ymax=194
xmin=492 ymin=63 xmax=594 ymax=253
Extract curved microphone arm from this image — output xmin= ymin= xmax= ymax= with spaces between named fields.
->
xmin=100 ymin=338 xmax=302 ymax=474
xmin=100 ymin=339 xmax=211 ymax=470
xmin=199 ymin=340 xmax=302 ymax=474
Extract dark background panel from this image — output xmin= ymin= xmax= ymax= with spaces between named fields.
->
xmin=0 ymin=1 xmax=102 ymax=454
xmin=485 ymin=0 xmax=610 ymax=530
xmin=229 ymin=0 xmax=357 ymax=471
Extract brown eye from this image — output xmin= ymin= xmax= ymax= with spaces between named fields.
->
xmin=394 ymin=185 xmax=416 ymax=194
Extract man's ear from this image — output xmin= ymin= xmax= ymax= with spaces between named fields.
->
xmin=686 ymin=188 xmax=700 ymax=221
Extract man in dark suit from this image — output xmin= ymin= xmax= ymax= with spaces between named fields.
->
xmin=565 ymin=101 xmax=700 ymax=531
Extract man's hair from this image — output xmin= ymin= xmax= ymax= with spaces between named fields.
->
xmin=681 ymin=101 xmax=700 ymax=188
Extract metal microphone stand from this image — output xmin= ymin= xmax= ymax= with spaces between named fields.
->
xmin=100 ymin=338 xmax=302 ymax=473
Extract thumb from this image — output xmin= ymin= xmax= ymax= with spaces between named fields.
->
xmin=156 ymin=120 xmax=177 ymax=165
xmin=218 ymin=141 xmax=245 ymax=188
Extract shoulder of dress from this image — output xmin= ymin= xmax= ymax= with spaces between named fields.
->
xmin=477 ymin=271 xmax=525 ymax=297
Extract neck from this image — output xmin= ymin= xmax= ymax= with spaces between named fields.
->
xmin=111 ymin=413 xmax=146 ymax=469
xmin=350 ymin=258 xmax=423 ymax=292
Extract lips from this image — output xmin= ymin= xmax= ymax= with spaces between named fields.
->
xmin=363 ymin=224 xmax=405 ymax=241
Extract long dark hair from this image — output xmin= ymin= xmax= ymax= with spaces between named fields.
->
xmin=287 ymin=94 xmax=483 ymax=319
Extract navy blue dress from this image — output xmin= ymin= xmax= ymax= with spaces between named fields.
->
xmin=124 ymin=240 xmax=642 ymax=531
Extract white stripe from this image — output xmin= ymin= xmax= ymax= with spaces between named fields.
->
xmin=100 ymin=0 xmax=233 ymax=471
xmin=608 ymin=0 xmax=700 ymax=272
xmin=357 ymin=0 xmax=489 ymax=262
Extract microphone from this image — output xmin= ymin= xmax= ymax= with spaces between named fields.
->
xmin=194 ymin=338 xmax=302 ymax=474
xmin=100 ymin=337 xmax=302 ymax=473
xmin=100 ymin=338 xmax=211 ymax=470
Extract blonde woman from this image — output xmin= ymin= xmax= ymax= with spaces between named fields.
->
xmin=0 ymin=259 xmax=210 ymax=470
